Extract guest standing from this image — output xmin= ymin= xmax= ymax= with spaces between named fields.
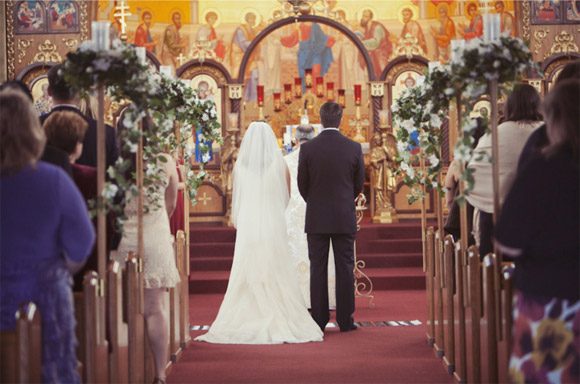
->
xmin=0 ymin=89 xmax=95 ymax=383
xmin=466 ymin=84 xmax=543 ymax=256
xmin=496 ymin=79 xmax=579 ymax=384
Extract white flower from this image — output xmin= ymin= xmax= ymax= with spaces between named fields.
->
xmin=391 ymin=103 xmax=399 ymax=113
xmin=428 ymin=154 xmax=440 ymax=168
xmin=430 ymin=113 xmax=442 ymax=129
xmin=102 ymin=184 xmax=119 ymax=200
xmin=397 ymin=141 xmax=407 ymax=154
xmin=202 ymin=113 xmax=209 ymax=122
xmin=128 ymin=141 xmax=138 ymax=153
xmin=93 ymin=58 xmax=111 ymax=72
xmin=201 ymin=152 xmax=211 ymax=163
xmin=399 ymin=119 xmax=415 ymax=133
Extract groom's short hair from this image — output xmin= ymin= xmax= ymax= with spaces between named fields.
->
xmin=320 ymin=102 xmax=343 ymax=129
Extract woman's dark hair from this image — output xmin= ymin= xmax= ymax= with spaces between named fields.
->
xmin=505 ymin=83 xmax=542 ymax=122
xmin=47 ymin=64 xmax=78 ymax=101
xmin=542 ymin=79 xmax=579 ymax=161
xmin=555 ymin=60 xmax=580 ymax=85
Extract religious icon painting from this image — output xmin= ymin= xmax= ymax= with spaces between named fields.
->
xmin=564 ymin=0 xmax=580 ymax=22
xmin=470 ymin=99 xmax=491 ymax=120
xmin=531 ymin=0 xmax=563 ymax=24
xmin=189 ymin=74 xmax=222 ymax=164
xmin=47 ymin=1 xmax=80 ymax=34
xmin=391 ymin=70 xmax=424 ymax=154
xmin=30 ymin=76 xmax=52 ymax=115
xmin=14 ymin=1 xmax=46 ymax=34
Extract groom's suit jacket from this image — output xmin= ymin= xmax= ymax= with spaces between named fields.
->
xmin=297 ymin=128 xmax=365 ymax=234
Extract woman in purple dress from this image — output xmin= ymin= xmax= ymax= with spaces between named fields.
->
xmin=0 ymin=89 xmax=95 ymax=383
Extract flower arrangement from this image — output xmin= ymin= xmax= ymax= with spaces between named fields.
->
xmin=392 ymin=36 xmax=534 ymax=203
xmin=61 ymin=40 xmax=221 ymax=227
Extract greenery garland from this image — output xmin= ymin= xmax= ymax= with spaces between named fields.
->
xmin=61 ymin=39 xmax=221 ymax=228
xmin=391 ymin=36 xmax=535 ymax=203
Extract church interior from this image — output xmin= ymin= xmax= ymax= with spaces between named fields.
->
xmin=1 ymin=0 xmax=579 ymax=383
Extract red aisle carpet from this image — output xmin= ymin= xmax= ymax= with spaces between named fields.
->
xmin=189 ymin=222 xmax=426 ymax=294
xmin=167 ymin=291 xmax=454 ymax=384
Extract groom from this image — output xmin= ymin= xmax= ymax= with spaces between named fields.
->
xmin=297 ymin=102 xmax=365 ymax=332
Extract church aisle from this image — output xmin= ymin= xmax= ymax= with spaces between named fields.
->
xmin=167 ymin=291 xmax=454 ymax=383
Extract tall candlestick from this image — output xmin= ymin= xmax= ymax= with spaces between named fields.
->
xmin=337 ymin=89 xmax=346 ymax=108
xmin=354 ymin=84 xmax=362 ymax=106
xmin=284 ymin=83 xmax=293 ymax=104
xmin=326 ymin=82 xmax=334 ymax=101
xmin=294 ymin=77 xmax=302 ymax=98
xmin=273 ymin=91 xmax=282 ymax=112
xmin=304 ymin=69 xmax=313 ymax=88
xmin=315 ymin=77 xmax=324 ymax=98
xmin=257 ymin=85 xmax=264 ymax=107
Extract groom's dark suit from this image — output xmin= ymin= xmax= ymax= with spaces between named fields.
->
xmin=297 ymin=128 xmax=365 ymax=331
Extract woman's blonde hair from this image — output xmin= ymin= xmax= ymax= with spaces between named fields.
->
xmin=44 ymin=111 xmax=88 ymax=155
xmin=0 ymin=89 xmax=46 ymax=174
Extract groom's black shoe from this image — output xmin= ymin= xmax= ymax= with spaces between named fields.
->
xmin=339 ymin=324 xmax=358 ymax=332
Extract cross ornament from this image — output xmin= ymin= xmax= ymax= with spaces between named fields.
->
xmin=177 ymin=53 xmax=188 ymax=66
xmin=113 ymin=0 xmax=132 ymax=37
xmin=198 ymin=192 xmax=212 ymax=206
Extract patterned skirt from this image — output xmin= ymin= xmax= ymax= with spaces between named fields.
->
xmin=509 ymin=290 xmax=580 ymax=384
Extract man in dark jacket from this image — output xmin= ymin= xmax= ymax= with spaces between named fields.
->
xmin=298 ymin=102 xmax=365 ymax=332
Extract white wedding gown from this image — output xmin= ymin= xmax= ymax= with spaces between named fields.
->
xmin=196 ymin=122 xmax=323 ymax=344
xmin=284 ymin=148 xmax=336 ymax=308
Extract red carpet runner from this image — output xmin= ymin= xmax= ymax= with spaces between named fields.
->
xmin=167 ymin=291 xmax=454 ymax=383
xmin=189 ymin=222 xmax=426 ymax=294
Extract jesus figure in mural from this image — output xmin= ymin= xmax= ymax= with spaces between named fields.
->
xmin=281 ymin=23 xmax=335 ymax=90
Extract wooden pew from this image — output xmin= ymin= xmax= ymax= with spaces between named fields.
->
xmin=177 ymin=229 xmax=191 ymax=347
xmin=434 ymin=230 xmax=445 ymax=358
xmin=425 ymin=227 xmax=436 ymax=346
xmin=482 ymin=254 xmax=499 ymax=383
xmin=107 ymin=260 xmax=129 ymax=383
xmin=169 ymin=230 xmax=187 ymax=362
xmin=467 ymin=246 xmax=482 ymax=383
xmin=125 ymin=253 xmax=146 ymax=383
xmin=0 ymin=303 xmax=42 ymax=383
xmin=82 ymin=271 xmax=109 ymax=383
xmin=442 ymin=235 xmax=455 ymax=374
xmin=453 ymin=240 xmax=467 ymax=383
xmin=498 ymin=263 xmax=515 ymax=383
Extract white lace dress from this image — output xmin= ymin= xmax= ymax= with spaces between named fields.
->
xmin=116 ymin=155 xmax=181 ymax=289
xmin=285 ymin=148 xmax=336 ymax=308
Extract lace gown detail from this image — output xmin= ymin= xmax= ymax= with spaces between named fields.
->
xmin=117 ymin=156 xmax=180 ymax=288
xmin=285 ymin=149 xmax=336 ymax=308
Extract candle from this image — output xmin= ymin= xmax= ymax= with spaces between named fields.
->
xmin=354 ymin=84 xmax=362 ymax=106
xmin=304 ymin=69 xmax=313 ymax=88
xmin=284 ymin=83 xmax=293 ymax=104
xmin=378 ymin=109 xmax=389 ymax=128
xmin=135 ymin=46 xmax=146 ymax=65
xmin=315 ymin=77 xmax=324 ymax=97
xmin=337 ymin=89 xmax=346 ymax=108
xmin=326 ymin=82 xmax=334 ymax=101
xmin=273 ymin=91 xmax=282 ymax=112
xmin=294 ymin=77 xmax=302 ymax=98
xmin=159 ymin=65 xmax=173 ymax=78
xmin=257 ymin=85 xmax=264 ymax=106
xmin=227 ymin=112 xmax=239 ymax=129
xmin=450 ymin=39 xmax=465 ymax=62
xmin=91 ymin=21 xmax=110 ymax=50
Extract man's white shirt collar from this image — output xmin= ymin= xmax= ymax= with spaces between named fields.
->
xmin=322 ymin=127 xmax=339 ymax=132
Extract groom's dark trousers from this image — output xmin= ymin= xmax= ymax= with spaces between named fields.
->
xmin=297 ymin=128 xmax=365 ymax=331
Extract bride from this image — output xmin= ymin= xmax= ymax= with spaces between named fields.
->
xmin=195 ymin=121 xmax=323 ymax=344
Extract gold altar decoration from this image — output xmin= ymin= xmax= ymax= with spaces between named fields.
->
xmin=394 ymin=34 xmax=424 ymax=59
xmin=370 ymin=126 xmax=398 ymax=224
xmin=547 ymin=31 xmax=579 ymax=58
xmin=32 ymin=40 xmax=62 ymax=64
xmin=533 ymin=29 xmax=549 ymax=55
xmin=222 ymin=113 xmax=241 ymax=226
xmin=17 ymin=39 xmax=32 ymax=64
xmin=354 ymin=193 xmax=374 ymax=308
